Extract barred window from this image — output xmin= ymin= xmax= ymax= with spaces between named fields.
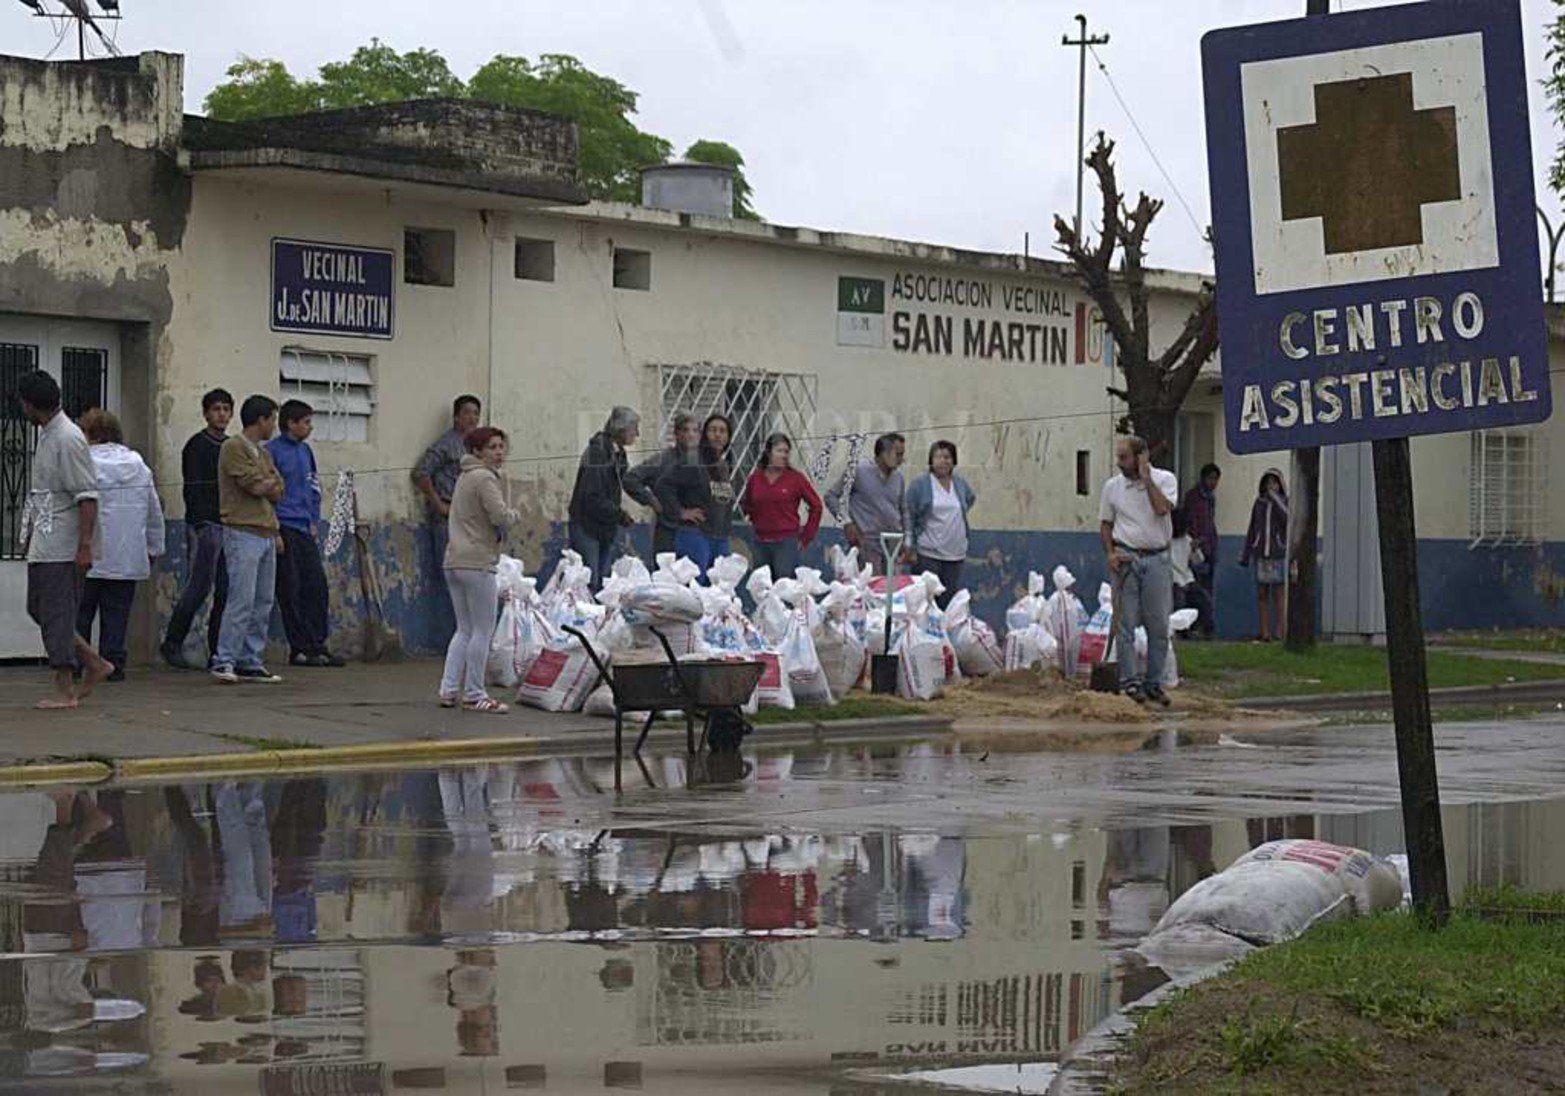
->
xmin=1469 ymin=428 xmax=1547 ymax=547
xmin=0 ymin=342 xmax=40 ymax=561
xmin=654 ymin=363 xmax=818 ymax=514
xmin=280 ymin=348 xmax=376 ymax=444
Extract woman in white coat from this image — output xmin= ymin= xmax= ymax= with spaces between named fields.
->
xmin=75 ymin=409 xmax=164 ymax=681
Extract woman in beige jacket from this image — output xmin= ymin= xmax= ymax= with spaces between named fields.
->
xmin=440 ymin=427 xmax=520 ymax=712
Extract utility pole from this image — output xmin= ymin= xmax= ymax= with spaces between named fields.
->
xmin=1061 ymin=14 xmax=1109 ymax=238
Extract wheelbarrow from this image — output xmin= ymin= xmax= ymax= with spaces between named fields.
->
xmin=560 ymin=626 xmax=766 ymax=792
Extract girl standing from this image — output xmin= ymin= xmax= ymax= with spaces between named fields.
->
xmin=741 ymin=433 xmax=823 ymax=580
xmin=440 ymin=427 xmax=519 ymax=712
xmin=1239 ymin=469 xmax=1288 ymax=642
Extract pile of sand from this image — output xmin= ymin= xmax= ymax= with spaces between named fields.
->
xmin=928 ymin=665 xmax=1256 ymax=726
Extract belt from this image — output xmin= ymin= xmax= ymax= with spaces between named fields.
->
xmin=1114 ymin=542 xmax=1169 ymax=556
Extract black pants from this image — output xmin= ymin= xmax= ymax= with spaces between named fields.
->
xmin=915 ymin=555 xmax=964 ymax=610
xmin=76 ymin=578 xmax=137 ymax=673
xmin=276 ymin=525 xmax=330 ymax=658
xmin=164 ymin=522 xmax=227 ymax=657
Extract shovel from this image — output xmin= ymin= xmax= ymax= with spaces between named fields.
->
xmin=350 ymin=491 xmax=397 ymax=662
xmin=1090 ymin=560 xmax=1125 ymax=694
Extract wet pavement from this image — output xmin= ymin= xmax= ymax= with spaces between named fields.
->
xmin=0 ymin=717 xmax=1561 ymax=1094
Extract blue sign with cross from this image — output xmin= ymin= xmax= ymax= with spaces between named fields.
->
xmin=1201 ymin=0 xmax=1550 ymax=453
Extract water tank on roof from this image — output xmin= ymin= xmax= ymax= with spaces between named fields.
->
xmin=641 ymin=162 xmax=735 ymax=219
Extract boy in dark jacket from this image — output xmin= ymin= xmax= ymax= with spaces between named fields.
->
xmin=162 ymin=388 xmax=233 ymax=669
xmin=267 ymin=400 xmax=341 ymax=667
xmin=567 ymin=406 xmax=647 ymax=590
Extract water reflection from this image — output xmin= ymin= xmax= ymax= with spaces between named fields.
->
xmin=0 ymin=748 xmax=1554 ymax=1091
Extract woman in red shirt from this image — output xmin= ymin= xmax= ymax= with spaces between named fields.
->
xmin=741 ymin=433 xmax=824 ymax=579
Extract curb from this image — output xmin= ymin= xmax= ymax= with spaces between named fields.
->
xmin=0 ymin=715 xmax=955 ymax=788
xmin=1242 ymin=678 xmax=1565 ymax=712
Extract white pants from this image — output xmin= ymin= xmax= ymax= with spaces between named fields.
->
xmin=441 ymin=568 xmax=498 ymax=703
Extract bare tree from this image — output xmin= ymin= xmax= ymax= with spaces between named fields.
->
xmin=1054 ymin=134 xmax=1218 ymax=459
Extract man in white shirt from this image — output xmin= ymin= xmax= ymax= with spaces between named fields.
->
xmin=1098 ymin=436 xmax=1177 ymax=704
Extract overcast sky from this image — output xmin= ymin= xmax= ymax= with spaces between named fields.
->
xmin=9 ymin=0 xmax=1564 ymax=275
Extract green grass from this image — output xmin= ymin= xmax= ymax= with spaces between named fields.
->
xmin=210 ymin=732 xmax=321 ymax=752
xmin=1434 ymin=629 xmax=1565 ymax=654
xmin=1177 ymin=641 xmax=1565 ymax=698
xmin=1115 ymin=888 xmax=1565 ymax=1095
xmin=749 ymin=694 xmax=924 ymax=725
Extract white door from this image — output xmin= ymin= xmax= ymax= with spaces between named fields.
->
xmin=0 ymin=315 xmax=121 ymax=659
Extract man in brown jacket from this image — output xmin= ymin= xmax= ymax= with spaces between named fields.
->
xmin=211 ymin=395 xmax=285 ymax=684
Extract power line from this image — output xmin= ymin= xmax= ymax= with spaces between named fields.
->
xmin=1087 ymin=44 xmax=1206 ymax=242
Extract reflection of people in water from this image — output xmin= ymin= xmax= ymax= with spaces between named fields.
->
xmin=165 ymin=787 xmax=220 ymax=947
xmin=213 ymin=782 xmax=273 ymax=938
xmin=180 ymin=957 xmax=227 ymax=1017
xmin=1097 ymin=827 xmax=1172 ymax=941
xmin=271 ymin=779 xmax=327 ymax=945
xmin=214 ymin=950 xmax=270 ymax=1018
xmin=447 ymin=949 xmax=498 ymax=1057
xmin=23 ymin=793 xmax=113 ymax=953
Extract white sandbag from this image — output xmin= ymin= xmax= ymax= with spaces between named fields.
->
xmin=817 ymin=583 xmax=868 ymax=696
xmin=1144 ymin=840 xmax=1403 ymax=954
xmin=779 ymin=610 xmax=833 ymax=706
xmin=1004 ymin=571 xmax=1048 ymax=633
xmin=1040 ymin=565 xmax=1086 ymax=676
xmin=739 ymin=619 xmax=795 ymax=709
xmin=610 ymin=556 xmax=653 ymax=585
xmin=486 ymin=578 xmax=552 ymax=688
xmin=653 ymin=553 xmax=701 ymax=588
xmin=945 ymin=590 xmax=1003 ymax=678
xmin=619 ymin=583 xmax=704 ymax=626
xmin=516 ymin=632 xmax=605 ymax=713
xmin=1003 ymin=623 xmax=1057 ymax=672
xmin=1076 ymin=582 xmax=1115 ymax=676
xmin=708 ymin=553 xmax=750 ymax=593
xmin=894 ymin=585 xmax=946 ymax=701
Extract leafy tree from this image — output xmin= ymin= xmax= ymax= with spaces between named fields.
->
xmin=202 ymin=46 xmax=724 ymax=208
xmin=316 ymin=40 xmax=465 ymax=109
xmin=203 ymin=57 xmax=321 ymax=121
xmin=684 ymin=139 xmax=760 ymax=220
xmin=467 ymin=54 xmax=671 ymax=203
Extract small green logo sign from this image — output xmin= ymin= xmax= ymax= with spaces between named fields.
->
xmin=838 ymin=276 xmax=885 ymax=314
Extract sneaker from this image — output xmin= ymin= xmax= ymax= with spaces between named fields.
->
xmin=312 ymin=652 xmax=346 ymax=668
xmin=289 ymin=652 xmax=314 ymax=668
xmin=211 ymin=665 xmax=240 ymax=685
xmin=106 ymin=668 xmax=126 ymax=684
xmin=1122 ymin=683 xmax=1147 ymax=704
xmin=1144 ymin=685 xmax=1172 ymax=708
xmin=236 ymin=667 xmax=283 ymax=684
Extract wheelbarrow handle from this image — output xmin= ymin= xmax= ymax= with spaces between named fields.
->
xmin=560 ymin=625 xmax=614 ymax=698
xmin=648 ymin=626 xmax=697 ymax=705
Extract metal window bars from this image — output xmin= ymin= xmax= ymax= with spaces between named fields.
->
xmin=1469 ymin=428 xmax=1548 ymax=548
xmin=60 ymin=347 xmax=107 ymax=420
xmin=0 ymin=343 xmax=40 ymax=561
xmin=654 ymin=363 xmax=819 ymax=513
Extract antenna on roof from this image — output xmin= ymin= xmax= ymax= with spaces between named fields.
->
xmin=18 ymin=0 xmax=122 ymax=61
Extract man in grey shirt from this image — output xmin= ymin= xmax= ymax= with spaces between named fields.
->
xmin=843 ymin=432 xmax=908 ymax=574
xmin=16 ymin=370 xmax=113 ymax=709
xmin=413 ymin=394 xmax=482 ymax=635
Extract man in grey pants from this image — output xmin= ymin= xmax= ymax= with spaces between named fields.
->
xmin=16 ymin=370 xmax=114 ymax=709
xmin=1099 ymin=435 xmax=1177 ymax=706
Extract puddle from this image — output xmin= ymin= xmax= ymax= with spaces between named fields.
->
xmin=0 ymin=739 xmax=1557 ymax=1093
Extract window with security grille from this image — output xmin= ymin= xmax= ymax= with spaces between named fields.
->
xmin=60 ymin=347 xmax=106 ymax=420
xmin=1 ymin=343 xmax=40 ymax=561
xmin=1469 ymin=428 xmax=1547 ymax=547
xmin=279 ymin=348 xmax=376 ymax=443
xmin=655 ymin=364 xmax=818 ymax=513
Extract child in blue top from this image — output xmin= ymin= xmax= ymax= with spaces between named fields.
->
xmin=267 ymin=400 xmax=342 ymax=667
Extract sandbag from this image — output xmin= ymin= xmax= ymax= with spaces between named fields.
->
xmin=487 ymin=580 xmax=551 ymax=688
xmin=516 ymin=632 xmax=605 ymax=713
xmin=1077 ymin=582 xmax=1115 ymax=676
xmin=1145 ymin=840 xmax=1403 ymax=952
xmin=894 ymin=585 xmax=946 ymax=701
xmin=1040 ymin=565 xmax=1086 ymax=676
xmin=780 ymin=610 xmax=833 ymax=706
xmin=1003 ymin=623 xmax=1057 ymax=672
xmin=945 ymin=590 xmax=1003 ymax=678
xmin=1133 ymin=607 xmax=1201 ymax=689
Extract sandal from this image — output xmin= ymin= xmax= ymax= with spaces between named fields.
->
xmin=463 ymin=697 xmax=509 ymax=714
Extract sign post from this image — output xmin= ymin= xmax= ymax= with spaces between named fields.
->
xmin=1202 ymin=0 xmax=1551 ymax=919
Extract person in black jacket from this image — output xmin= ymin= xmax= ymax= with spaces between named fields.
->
xmin=567 ymin=406 xmax=645 ymax=590
xmin=161 ymin=388 xmax=233 ymax=669
xmin=624 ymin=412 xmax=699 ymax=563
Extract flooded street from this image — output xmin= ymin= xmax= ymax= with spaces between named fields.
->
xmin=0 ymin=719 xmax=1562 ymax=1094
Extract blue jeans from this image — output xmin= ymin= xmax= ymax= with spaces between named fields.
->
xmin=674 ymin=528 xmax=730 ymax=578
xmin=215 ymin=528 xmax=277 ymax=672
xmin=750 ymin=536 xmax=801 ymax=580
xmin=1116 ymin=549 xmax=1172 ymax=691
xmin=569 ymin=524 xmax=618 ymax=592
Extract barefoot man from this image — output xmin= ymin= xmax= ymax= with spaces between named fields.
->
xmin=17 ymin=370 xmax=113 ymax=709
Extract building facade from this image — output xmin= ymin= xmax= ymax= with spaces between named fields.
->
xmin=2 ymin=50 xmax=1561 ymax=660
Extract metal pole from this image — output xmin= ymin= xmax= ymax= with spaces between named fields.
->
xmin=78 ymin=17 xmax=85 ymax=61
xmin=1538 ymin=206 xmax=1563 ymax=304
xmin=1061 ymin=15 xmax=1109 ymax=239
